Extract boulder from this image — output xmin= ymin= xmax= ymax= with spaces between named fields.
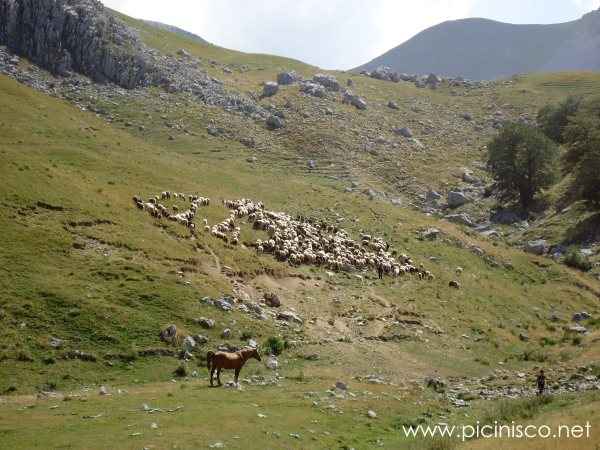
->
xmin=214 ymin=298 xmax=233 ymax=311
xmin=393 ymin=127 xmax=413 ymax=138
xmin=446 ymin=213 xmax=474 ymax=227
xmin=221 ymin=328 xmax=232 ymax=339
xmin=426 ymin=190 xmax=442 ymax=202
xmin=491 ymin=209 xmax=524 ymax=225
xmin=195 ymin=317 xmax=215 ymax=329
xmin=313 ymin=73 xmax=340 ymax=91
xmin=525 ymin=240 xmax=549 ymax=256
xmin=573 ymin=312 xmax=591 ymax=322
xmin=182 ymin=336 xmax=196 ymax=353
xmin=160 ymin=324 xmax=177 ymax=343
xmin=277 ymin=71 xmax=298 ymax=85
xmin=262 ymin=81 xmax=279 ymax=97
xmin=264 ymin=292 xmax=281 ymax=307
xmin=277 ymin=310 xmax=303 ymax=324
xmin=299 ymin=81 xmax=326 ymax=98
xmin=342 ymin=90 xmax=367 ymax=110
xmin=266 ymin=115 xmax=285 ymax=130
xmin=447 ymin=191 xmax=470 ymax=208
xmin=568 ymin=324 xmax=587 ymax=334
xmin=420 ymin=228 xmax=440 ymax=240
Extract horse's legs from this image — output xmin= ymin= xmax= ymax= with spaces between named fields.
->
xmin=234 ymin=368 xmax=240 ymax=384
xmin=216 ymin=368 xmax=222 ymax=386
xmin=210 ymin=367 xmax=215 ymax=387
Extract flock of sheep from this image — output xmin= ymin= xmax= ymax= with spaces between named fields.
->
xmin=133 ymin=193 xmax=433 ymax=279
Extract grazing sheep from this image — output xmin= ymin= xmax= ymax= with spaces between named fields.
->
xmin=134 ymin=193 xmax=431 ymax=279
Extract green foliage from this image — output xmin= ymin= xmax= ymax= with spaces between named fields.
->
xmin=537 ymin=96 xmax=581 ymax=143
xmin=563 ymin=95 xmax=600 ymax=171
xmin=487 ymin=123 xmax=559 ymax=208
xmin=574 ymin=133 xmax=600 ymax=206
xmin=265 ymin=336 xmax=285 ymax=355
xmin=564 ymin=248 xmax=593 ymax=271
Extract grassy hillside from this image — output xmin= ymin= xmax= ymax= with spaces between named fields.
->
xmin=1 ymin=10 xmax=600 ymax=450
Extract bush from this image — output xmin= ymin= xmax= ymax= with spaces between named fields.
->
xmin=173 ymin=363 xmax=188 ymax=377
xmin=564 ymin=248 xmax=592 ymax=272
xmin=265 ymin=336 xmax=286 ymax=355
xmin=537 ymin=96 xmax=581 ymax=143
xmin=487 ymin=123 xmax=559 ymax=208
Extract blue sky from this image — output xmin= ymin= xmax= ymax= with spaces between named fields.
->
xmin=103 ymin=0 xmax=600 ymax=69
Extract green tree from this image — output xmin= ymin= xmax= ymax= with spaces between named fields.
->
xmin=487 ymin=123 xmax=559 ymax=209
xmin=537 ymin=96 xmax=581 ymax=143
xmin=563 ymin=95 xmax=600 ymax=172
xmin=575 ymin=129 xmax=600 ymax=206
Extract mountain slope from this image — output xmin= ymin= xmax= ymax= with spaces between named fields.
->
xmin=357 ymin=9 xmax=600 ymax=80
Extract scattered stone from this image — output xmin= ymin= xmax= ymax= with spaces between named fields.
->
xmin=525 ymin=240 xmax=549 ymax=256
xmin=49 ymin=337 xmax=64 ymax=349
xmin=266 ymin=114 xmax=285 ymax=130
xmin=568 ymin=324 xmax=587 ymax=334
xmin=159 ymin=324 xmax=177 ymax=343
xmin=449 ymin=280 xmax=461 ymax=289
xmin=266 ymin=356 xmax=279 ymax=370
xmin=262 ymin=81 xmax=279 ymax=97
xmin=573 ymin=312 xmax=591 ymax=322
xmin=393 ymin=127 xmax=413 ymax=138
xmin=313 ymin=73 xmax=340 ymax=91
xmin=195 ymin=318 xmax=215 ymax=329
xmin=99 ymin=386 xmax=109 ymax=395
xmin=277 ymin=71 xmax=299 ymax=85
xmin=335 ymin=381 xmax=348 ymax=391
xmin=445 ymin=213 xmax=474 ymax=227
xmin=300 ymin=81 xmax=326 ymax=98
xmin=264 ymin=292 xmax=281 ymax=308
xmin=182 ymin=336 xmax=196 ymax=353
xmin=447 ymin=191 xmax=470 ymax=208
xmin=221 ymin=328 xmax=232 ymax=339
xmin=367 ymin=410 xmax=377 ymax=418
xmin=387 ymin=101 xmax=399 ymax=110
xmin=277 ymin=310 xmax=303 ymax=324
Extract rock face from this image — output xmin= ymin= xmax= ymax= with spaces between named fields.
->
xmin=0 ymin=0 xmax=268 ymax=118
xmin=0 ymin=0 xmax=153 ymax=88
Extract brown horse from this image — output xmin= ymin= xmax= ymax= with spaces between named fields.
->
xmin=207 ymin=347 xmax=261 ymax=386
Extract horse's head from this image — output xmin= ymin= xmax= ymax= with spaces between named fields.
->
xmin=252 ymin=348 xmax=262 ymax=362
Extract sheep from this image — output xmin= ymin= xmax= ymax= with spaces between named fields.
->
xmin=134 ymin=193 xmax=431 ymax=280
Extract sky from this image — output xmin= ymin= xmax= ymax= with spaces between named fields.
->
xmin=103 ymin=0 xmax=600 ymax=70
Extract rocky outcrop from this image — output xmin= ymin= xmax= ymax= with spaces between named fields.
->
xmin=0 ymin=0 xmax=154 ymax=88
xmin=0 ymin=0 xmax=269 ymax=118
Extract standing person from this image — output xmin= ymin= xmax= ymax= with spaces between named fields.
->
xmin=377 ymin=263 xmax=384 ymax=280
xmin=536 ymin=369 xmax=546 ymax=396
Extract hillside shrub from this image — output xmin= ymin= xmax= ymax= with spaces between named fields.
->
xmin=537 ymin=96 xmax=581 ymax=143
xmin=265 ymin=336 xmax=286 ymax=355
xmin=564 ymin=248 xmax=592 ymax=271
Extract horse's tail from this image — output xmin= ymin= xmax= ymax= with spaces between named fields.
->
xmin=206 ymin=351 xmax=215 ymax=371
